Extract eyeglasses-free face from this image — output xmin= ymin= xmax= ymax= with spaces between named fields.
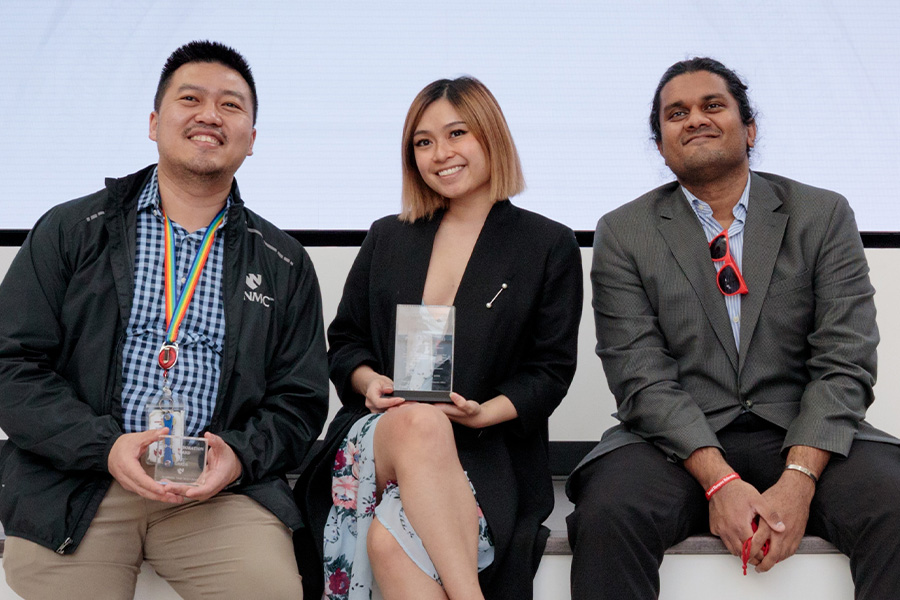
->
xmin=709 ymin=230 xmax=748 ymax=296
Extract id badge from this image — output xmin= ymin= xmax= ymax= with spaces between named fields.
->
xmin=146 ymin=408 xmax=186 ymax=465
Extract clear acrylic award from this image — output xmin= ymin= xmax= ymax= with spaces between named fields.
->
xmin=393 ymin=304 xmax=455 ymax=402
xmin=145 ymin=386 xmax=186 ymax=466
xmin=153 ymin=435 xmax=208 ymax=485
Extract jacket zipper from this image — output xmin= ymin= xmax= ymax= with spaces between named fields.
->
xmin=56 ymin=537 xmax=73 ymax=554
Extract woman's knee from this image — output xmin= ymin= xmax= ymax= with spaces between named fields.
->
xmin=377 ymin=403 xmax=454 ymax=453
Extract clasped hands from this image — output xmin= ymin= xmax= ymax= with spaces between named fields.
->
xmin=709 ymin=473 xmax=814 ymax=573
xmin=107 ymin=428 xmax=242 ymax=504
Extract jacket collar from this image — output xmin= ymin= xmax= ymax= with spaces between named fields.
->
xmin=737 ymin=172 xmax=788 ymax=368
xmin=396 ymin=199 xmax=516 ymax=307
xmin=104 ymin=164 xmax=245 ymax=212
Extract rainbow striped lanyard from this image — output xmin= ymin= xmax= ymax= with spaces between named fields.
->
xmin=156 ymin=206 xmax=227 ymax=377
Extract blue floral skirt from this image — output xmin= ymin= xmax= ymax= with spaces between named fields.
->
xmin=322 ymin=413 xmax=494 ymax=599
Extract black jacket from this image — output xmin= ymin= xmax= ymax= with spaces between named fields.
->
xmin=0 ymin=165 xmax=329 ymax=553
xmin=295 ymin=200 xmax=582 ymax=599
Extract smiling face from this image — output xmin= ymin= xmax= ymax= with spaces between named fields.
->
xmin=149 ymin=61 xmax=256 ymax=184
xmin=656 ymin=70 xmax=756 ymax=186
xmin=412 ymin=98 xmax=492 ymax=207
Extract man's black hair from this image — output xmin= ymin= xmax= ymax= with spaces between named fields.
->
xmin=650 ymin=57 xmax=756 ymax=154
xmin=154 ymin=40 xmax=257 ymax=125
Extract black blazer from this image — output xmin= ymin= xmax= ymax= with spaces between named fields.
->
xmin=295 ymin=200 xmax=582 ymax=599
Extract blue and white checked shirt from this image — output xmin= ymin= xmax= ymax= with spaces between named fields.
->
xmin=120 ymin=169 xmax=229 ymax=436
xmin=683 ymin=175 xmax=751 ymax=350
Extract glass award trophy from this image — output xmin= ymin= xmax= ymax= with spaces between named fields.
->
xmin=146 ymin=387 xmax=207 ymax=485
xmin=393 ymin=304 xmax=455 ymax=402
xmin=153 ymin=435 xmax=208 ymax=486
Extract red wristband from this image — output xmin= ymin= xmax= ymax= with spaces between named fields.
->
xmin=705 ymin=472 xmax=740 ymax=500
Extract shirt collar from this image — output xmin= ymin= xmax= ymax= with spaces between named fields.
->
xmin=136 ymin=167 xmax=161 ymax=214
xmin=682 ymin=172 xmax=751 ymax=221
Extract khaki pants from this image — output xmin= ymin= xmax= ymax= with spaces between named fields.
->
xmin=3 ymin=482 xmax=303 ymax=600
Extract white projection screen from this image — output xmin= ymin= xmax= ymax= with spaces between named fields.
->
xmin=1 ymin=1 xmax=898 ymax=234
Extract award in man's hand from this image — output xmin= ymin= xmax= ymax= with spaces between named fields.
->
xmin=153 ymin=435 xmax=208 ymax=485
xmin=146 ymin=386 xmax=185 ymax=465
xmin=145 ymin=387 xmax=207 ymax=485
xmin=393 ymin=304 xmax=455 ymax=402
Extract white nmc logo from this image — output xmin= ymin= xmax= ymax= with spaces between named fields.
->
xmin=244 ymin=290 xmax=274 ymax=307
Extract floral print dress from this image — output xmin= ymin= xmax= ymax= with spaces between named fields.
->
xmin=322 ymin=413 xmax=494 ymax=599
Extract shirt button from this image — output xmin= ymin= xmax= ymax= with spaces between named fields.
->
xmin=181 ymin=277 xmax=187 ymax=284
xmin=732 ymin=316 xmax=740 ymax=323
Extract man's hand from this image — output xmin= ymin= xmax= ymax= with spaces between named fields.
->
xmin=708 ymin=479 xmax=785 ymax=556
xmin=108 ymin=428 xmax=184 ymax=503
xmin=750 ymin=445 xmax=827 ymax=572
xmin=166 ymin=432 xmax=243 ymax=502
xmin=684 ymin=447 xmax=785 ymax=557
xmin=749 ymin=472 xmax=815 ymax=571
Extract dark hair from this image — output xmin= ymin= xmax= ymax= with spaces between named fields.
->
xmin=650 ymin=57 xmax=756 ymax=150
xmin=154 ymin=41 xmax=257 ymax=125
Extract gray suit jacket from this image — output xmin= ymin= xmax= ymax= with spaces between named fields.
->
xmin=570 ymin=171 xmax=898 ymax=486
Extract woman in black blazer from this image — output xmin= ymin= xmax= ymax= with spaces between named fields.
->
xmin=295 ymin=76 xmax=582 ymax=600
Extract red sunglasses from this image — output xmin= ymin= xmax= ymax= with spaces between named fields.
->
xmin=709 ymin=230 xmax=748 ymax=296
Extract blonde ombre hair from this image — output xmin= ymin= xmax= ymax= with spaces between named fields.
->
xmin=400 ymin=76 xmax=525 ymax=222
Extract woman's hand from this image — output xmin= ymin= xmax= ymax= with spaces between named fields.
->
xmin=437 ymin=392 xmax=519 ymax=429
xmin=351 ymin=365 xmax=406 ymax=413
xmin=436 ymin=392 xmax=484 ymax=427
xmin=363 ymin=375 xmax=406 ymax=413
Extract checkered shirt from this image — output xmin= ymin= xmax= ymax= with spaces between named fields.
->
xmin=120 ymin=168 xmax=229 ymax=436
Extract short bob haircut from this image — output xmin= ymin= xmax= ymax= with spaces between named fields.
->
xmin=400 ymin=76 xmax=525 ymax=222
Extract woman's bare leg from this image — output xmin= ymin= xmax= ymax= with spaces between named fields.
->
xmin=368 ymin=516 xmax=448 ymax=600
xmin=371 ymin=403 xmax=484 ymax=600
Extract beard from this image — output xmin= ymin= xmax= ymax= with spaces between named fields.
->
xmin=667 ymin=144 xmax=749 ymax=188
xmin=174 ymin=155 xmax=230 ymax=183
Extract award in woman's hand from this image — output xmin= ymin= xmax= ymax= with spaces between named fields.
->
xmin=393 ymin=304 xmax=455 ymax=402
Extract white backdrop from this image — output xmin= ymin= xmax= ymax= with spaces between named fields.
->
xmin=1 ymin=1 xmax=898 ymax=231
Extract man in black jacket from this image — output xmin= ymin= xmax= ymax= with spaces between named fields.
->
xmin=0 ymin=41 xmax=329 ymax=599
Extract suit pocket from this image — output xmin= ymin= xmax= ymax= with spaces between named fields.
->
xmin=767 ymin=269 xmax=811 ymax=297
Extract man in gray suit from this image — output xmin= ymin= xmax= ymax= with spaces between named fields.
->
xmin=566 ymin=57 xmax=900 ymax=599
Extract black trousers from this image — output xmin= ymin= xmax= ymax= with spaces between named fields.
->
xmin=566 ymin=414 xmax=900 ymax=599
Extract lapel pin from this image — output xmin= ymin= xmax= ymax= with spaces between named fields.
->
xmin=486 ymin=283 xmax=508 ymax=309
